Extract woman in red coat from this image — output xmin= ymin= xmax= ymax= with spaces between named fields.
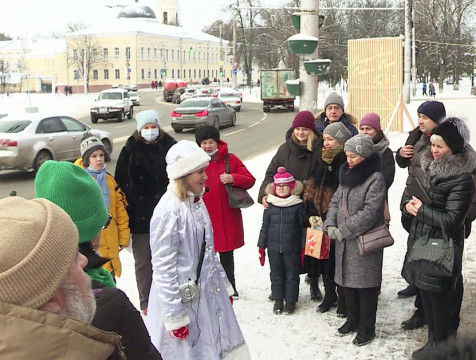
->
xmin=195 ymin=126 xmax=256 ymax=299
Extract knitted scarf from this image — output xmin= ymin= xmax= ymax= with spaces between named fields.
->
xmin=321 ymin=145 xmax=344 ymax=164
xmin=86 ymin=165 xmax=110 ymax=210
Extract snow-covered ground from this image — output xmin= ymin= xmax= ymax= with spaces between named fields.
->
xmin=116 ymin=81 xmax=476 ymax=359
xmin=3 ymin=80 xmax=476 ymax=359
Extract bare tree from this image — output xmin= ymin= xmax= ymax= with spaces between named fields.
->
xmin=66 ymin=23 xmax=107 ymax=91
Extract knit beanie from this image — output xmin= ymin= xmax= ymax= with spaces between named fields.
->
xmin=417 ymin=101 xmax=446 ymax=124
xmin=136 ymin=109 xmax=161 ymax=131
xmin=35 ymin=160 xmax=109 ymax=243
xmin=166 ymin=140 xmax=210 ymax=180
xmin=360 ymin=112 xmax=381 ymax=132
xmin=195 ymin=125 xmax=220 ymax=145
xmin=323 ymin=122 xmax=353 ymax=145
xmin=431 ymin=117 xmax=469 ymax=155
xmin=292 ymin=110 xmax=316 ymax=131
xmin=80 ymin=132 xmax=110 ymax=167
xmin=324 ymin=92 xmax=345 ymax=110
xmin=0 ymin=197 xmax=78 ymax=309
xmin=273 ymin=166 xmax=295 ymax=192
xmin=344 ymin=134 xmax=374 ymax=159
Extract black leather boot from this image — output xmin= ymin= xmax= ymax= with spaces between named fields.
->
xmin=397 ymin=284 xmax=417 ymax=298
xmin=401 ymin=311 xmax=426 ymax=330
xmin=309 ymin=275 xmax=323 ymax=302
xmin=317 ymin=277 xmax=338 ymax=313
xmin=411 ymin=332 xmax=434 ymax=359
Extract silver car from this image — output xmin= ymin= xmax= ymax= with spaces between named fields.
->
xmin=0 ymin=113 xmax=113 ymax=171
xmin=170 ymin=97 xmax=236 ymax=133
xmin=129 ymin=91 xmax=141 ymax=106
xmin=218 ymin=92 xmax=242 ymax=112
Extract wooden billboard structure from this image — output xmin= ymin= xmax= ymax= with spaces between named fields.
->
xmin=347 ymin=37 xmax=414 ymax=132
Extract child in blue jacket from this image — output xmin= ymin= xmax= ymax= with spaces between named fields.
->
xmin=258 ymin=167 xmax=305 ymax=315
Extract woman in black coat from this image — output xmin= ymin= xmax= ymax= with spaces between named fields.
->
xmin=401 ymin=118 xmax=476 ymax=359
xmin=115 ymin=110 xmax=176 ymax=313
xmin=302 ymin=122 xmax=352 ymax=316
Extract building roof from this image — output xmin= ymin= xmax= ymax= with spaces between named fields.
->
xmin=0 ymin=38 xmax=66 ymax=56
xmin=67 ymin=17 xmax=226 ymax=45
xmin=117 ymin=5 xmax=156 ymax=19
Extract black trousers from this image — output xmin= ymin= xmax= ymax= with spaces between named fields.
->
xmin=343 ymin=287 xmax=379 ymax=331
xmin=219 ymin=250 xmax=236 ymax=290
xmin=420 ymin=289 xmax=450 ymax=342
xmin=268 ymin=250 xmax=301 ymax=303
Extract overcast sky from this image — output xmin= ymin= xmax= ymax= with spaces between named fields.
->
xmin=1 ymin=0 xmax=289 ymax=38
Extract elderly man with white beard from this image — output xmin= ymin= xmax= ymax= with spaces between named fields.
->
xmin=0 ymin=196 xmax=120 ymax=359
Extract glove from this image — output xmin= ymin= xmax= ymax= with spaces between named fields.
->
xmin=229 ymin=296 xmax=234 ymax=306
xmin=334 ymin=228 xmax=345 ymax=242
xmin=326 ymin=226 xmax=338 ymax=240
xmin=259 ymin=247 xmax=266 ymax=266
xmin=170 ymin=326 xmax=189 ymax=340
xmin=300 ymin=248 xmax=305 ymax=267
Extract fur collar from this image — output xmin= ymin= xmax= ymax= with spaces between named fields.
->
xmin=339 ymin=152 xmax=382 ymax=188
xmin=421 ymin=146 xmax=476 ymax=186
xmin=265 ymin=181 xmax=304 ymax=196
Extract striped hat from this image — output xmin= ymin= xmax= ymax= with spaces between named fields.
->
xmin=273 ymin=166 xmax=295 ymax=191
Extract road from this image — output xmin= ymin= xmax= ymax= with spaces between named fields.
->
xmin=0 ymin=90 xmax=294 ymax=199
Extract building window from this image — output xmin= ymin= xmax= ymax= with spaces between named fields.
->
xmin=104 ymin=69 xmax=109 ymax=79
xmin=73 ymin=50 xmax=78 ymax=62
xmin=126 ymin=47 xmax=131 ymax=60
xmin=141 ymin=69 xmax=145 ymax=79
xmin=154 ymin=69 xmax=157 ymax=78
xmin=115 ymin=69 xmax=120 ymax=79
xmin=166 ymin=49 xmax=169 ymax=61
xmin=93 ymin=70 xmax=98 ymax=80
xmin=163 ymin=12 xmax=168 ymax=24
xmin=176 ymin=50 xmax=179 ymax=61
xmin=114 ymin=48 xmax=119 ymax=60
xmin=91 ymin=48 xmax=97 ymax=61
xmin=73 ymin=70 xmax=80 ymax=80
xmin=160 ymin=48 xmax=164 ymax=60
xmin=141 ymin=47 xmax=144 ymax=60
xmin=147 ymin=48 xmax=150 ymax=60
xmin=175 ymin=69 xmax=177 ymax=78
xmin=199 ymin=69 xmax=201 ymax=78
xmin=183 ymin=50 xmax=186 ymax=63
xmin=154 ymin=48 xmax=157 ymax=60
xmin=194 ymin=69 xmax=196 ymax=78
xmin=189 ymin=69 xmax=191 ymax=78
xmin=171 ymin=49 xmax=174 ymax=61
xmin=103 ymin=48 xmax=108 ymax=60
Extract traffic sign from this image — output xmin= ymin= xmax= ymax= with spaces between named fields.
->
xmin=233 ymin=69 xmax=237 ymax=75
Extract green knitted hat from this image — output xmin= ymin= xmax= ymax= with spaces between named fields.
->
xmin=35 ymin=160 xmax=109 ymax=243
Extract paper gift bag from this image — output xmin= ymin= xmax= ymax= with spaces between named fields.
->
xmin=305 ymin=227 xmax=330 ymax=260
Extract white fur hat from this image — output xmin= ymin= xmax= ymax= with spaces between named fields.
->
xmin=166 ymin=140 xmax=210 ymax=180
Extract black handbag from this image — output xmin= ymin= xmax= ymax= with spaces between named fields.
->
xmin=225 ymin=154 xmax=254 ymax=209
xmin=405 ymin=221 xmax=454 ymax=288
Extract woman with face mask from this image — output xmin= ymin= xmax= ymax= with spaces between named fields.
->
xmin=115 ymin=110 xmax=176 ymax=315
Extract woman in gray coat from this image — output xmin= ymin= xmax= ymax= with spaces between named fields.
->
xmin=324 ymin=134 xmax=386 ymax=347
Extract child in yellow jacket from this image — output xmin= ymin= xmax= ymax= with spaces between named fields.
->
xmin=75 ymin=133 xmax=130 ymax=278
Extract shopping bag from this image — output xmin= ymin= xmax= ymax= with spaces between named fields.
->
xmin=305 ymin=227 xmax=330 ymax=260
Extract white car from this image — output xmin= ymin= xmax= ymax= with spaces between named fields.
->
xmin=218 ymin=92 xmax=242 ymax=112
xmin=180 ymin=88 xmax=196 ymax=102
xmin=90 ymin=88 xmax=133 ymax=123
xmin=129 ymin=91 xmax=140 ymax=106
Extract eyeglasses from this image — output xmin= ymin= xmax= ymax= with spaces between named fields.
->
xmin=101 ymin=214 xmax=112 ymax=230
xmin=275 ymin=184 xmax=290 ymax=189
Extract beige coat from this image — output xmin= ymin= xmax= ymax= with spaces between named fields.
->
xmin=0 ymin=302 xmax=121 ymax=359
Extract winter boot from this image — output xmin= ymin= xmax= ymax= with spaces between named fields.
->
xmin=283 ymin=301 xmax=296 ymax=315
xmin=309 ymin=275 xmax=323 ymax=302
xmin=411 ymin=332 xmax=435 ymax=359
xmin=397 ymin=284 xmax=417 ymax=298
xmin=353 ymin=328 xmax=376 ymax=346
xmin=336 ymin=285 xmax=347 ymax=318
xmin=273 ymin=300 xmax=284 ymax=315
xmin=317 ymin=277 xmax=338 ymax=313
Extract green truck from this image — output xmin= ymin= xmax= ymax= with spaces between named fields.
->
xmin=260 ymin=69 xmax=295 ymax=112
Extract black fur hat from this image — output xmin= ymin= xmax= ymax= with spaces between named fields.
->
xmin=431 ymin=117 xmax=469 ymax=154
xmin=195 ymin=125 xmax=220 ymax=145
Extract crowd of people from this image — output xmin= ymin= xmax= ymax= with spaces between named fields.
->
xmin=1 ymin=92 xmax=475 ymax=359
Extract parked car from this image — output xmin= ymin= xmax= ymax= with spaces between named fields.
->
xmin=129 ymin=91 xmax=140 ymax=106
xmin=170 ymin=97 xmax=236 ymax=133
xmin=0 ymin=113 xmax=113 ymax=172
xmin=90 ymin=88 xmax=133 ymax=123
xmin=218 ymin=92 xmax=242 ymax=112
xmin=192 ymin=87 xmax=213 ymax=97
xmin=172 ymin=87 xmax=186 ymax=104
xmin=180 ymin=88 xmax=196 ymax=102
xmin=123 ymin=84 xmax=139 ymax=91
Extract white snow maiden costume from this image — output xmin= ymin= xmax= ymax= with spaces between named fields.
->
xmin=146 ymin=140 xmax=249 ymax=360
